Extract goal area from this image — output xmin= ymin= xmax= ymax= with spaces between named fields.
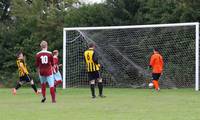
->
xmin=63 ymin=22 xmax=199 ymax=91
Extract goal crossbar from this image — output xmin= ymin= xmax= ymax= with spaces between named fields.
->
xmin=64 ymin=22 xmax=199 ymax=30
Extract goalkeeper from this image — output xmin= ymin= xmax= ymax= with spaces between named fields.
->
xmin=149 ymin=48 xmax=164 ymax=91
xmin=84 ymin=43 xmax=105 ymax=98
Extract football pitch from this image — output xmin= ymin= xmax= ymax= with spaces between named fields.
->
xmin=0 ymin=88 xmax=200 ymax=120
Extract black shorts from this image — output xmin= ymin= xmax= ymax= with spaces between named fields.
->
xmin=152 ymin=73 xmax=161 ymax=80
xmin=88 ymin=71 xmax=100 ymax=81
xmin=19 ymin=74 xmax=32 ymax=83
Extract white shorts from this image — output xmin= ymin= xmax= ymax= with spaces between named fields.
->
xmin=39 ymin=75 xmax=54 ymax=87
xmin=53 ymin=71 xmax=62 ymax=81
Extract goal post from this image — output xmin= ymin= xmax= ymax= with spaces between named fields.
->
xmin=195 ymin=22 xmax=199 ymax=91
xmin=63 ymin=29 xmax=67 ymax=89
xmin=63 ymin=22 xmax=199 ymax=91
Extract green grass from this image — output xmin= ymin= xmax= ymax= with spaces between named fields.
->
xmin=0 ymin=88 xmax=200 ymax=120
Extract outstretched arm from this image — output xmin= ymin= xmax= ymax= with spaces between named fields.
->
xmin=93 ymin=51 xmax=99 ymax=64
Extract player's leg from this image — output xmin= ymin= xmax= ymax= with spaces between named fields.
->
xmin=156 ymin=73 xmax=161 ymax=90
xmin=95 ymin=71 xmax=105 ymax=97
xmin=88 ymin=72 xmax=96 ymax=98
xmin=97 ymin=77 xmax=105 ymax=98
xmin=15 ymin=82 xmax=22 ymax=90
xmin=47 ymin=75 xmax=56 ymax=103
xmin=152 ymin=73 xmax=161 ymax=91
xmin=54 ymin=71 xmax=62 ymax=92
xmin=12 ymin=82 xmax=22 ymax=95
xmin=12 ymin=77 xmax=25 ymax=95
xmin=30 ymin=80 xmax=41 ymax=94
xmin=152 ymin=73 xmax=156 ymax=89
xmin=90 ymin=80 xmax=96 ymax=98
xmin=54 ymin=71 xmax=62 ymax=86
xmin=26 ymin=75 xmax=39 ymax=94
xmin=39 ymin=76 xmax=47 ymax=103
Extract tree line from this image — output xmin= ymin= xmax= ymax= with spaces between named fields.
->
xmin=0 ymin=0 xmax=199 ymax=87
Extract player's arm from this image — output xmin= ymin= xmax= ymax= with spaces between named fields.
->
xmin=51 ymin=55 xmax=56 ymax=73
xmin=19 ymin=63 xmax=28 ymax=74
xmin=160 ymin=56 xmax=164 ymax=75
xmin=160 ymin=56 xmax=164 ymax=68
xmin=51 ymin=54 xmax=54 ymax=66
xmin=50 ymin=54 xmax=55 ymax=71
xmin=53 ymin=57 xmax=56 ymax=64
xmin=149 ymin=55 xmax=155 ymax=68
xmin=93 ymin=51 xmax=98 ymax=64
xmin=93 ymin=51 xmax=101 ymax=68
xmin=52 ymin=57 xmax=57 ymax=73
xmin=53 ymin=57 xmax=62 ymax=67
xmin=56 ymin=57 xmax=62 ymax=67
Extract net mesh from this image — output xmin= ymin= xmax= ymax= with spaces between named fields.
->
xmin=65 ymin=26 xmax=196 ymax=88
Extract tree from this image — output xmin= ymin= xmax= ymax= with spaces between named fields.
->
xmin=105 ymin=0 xmax=141 ymax=25
xmin=0 ymin=0 xmax=199 ymax=87
xmin=0 ymin=0 xmax=11 ymax=21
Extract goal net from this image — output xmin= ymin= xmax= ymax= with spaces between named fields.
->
xmin=63 ymin=22 xmax=199 ymax=90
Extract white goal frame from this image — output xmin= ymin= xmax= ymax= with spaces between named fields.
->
xmin=63 ymin=22 xmax=199 ymax=91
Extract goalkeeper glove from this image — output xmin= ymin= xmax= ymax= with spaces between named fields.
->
xmin=148 ymin=65 xmax=152 ymax=71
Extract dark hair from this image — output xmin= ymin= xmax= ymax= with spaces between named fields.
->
xmin=154 ymin=48 xmax=159 ymax=52
xmin=53 ymin=50 xmax=58 ymax=55
xmin=88 ymin=42 xmax=96 ymax=48
xmin=16 ymin=51 xmax=24 ymax=58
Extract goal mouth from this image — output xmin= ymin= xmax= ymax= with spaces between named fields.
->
xmin=63 ymin=22 xmax=199 ymax=90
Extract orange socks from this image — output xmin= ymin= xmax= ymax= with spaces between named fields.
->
xmin=153 ymin=80 xmax=159 ymax=90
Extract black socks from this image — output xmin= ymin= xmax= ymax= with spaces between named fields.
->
xmin=90 ymin=84 xmax=95 ymax=97
xmin=98 ymin=82 xmax=103 ymax=96
xmin=15 ymin=83 xmax=21 ymax=90
xmin=90 ymin=82 xmax=104 ymax=97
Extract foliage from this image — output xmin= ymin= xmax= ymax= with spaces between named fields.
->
xmin=0 ymin=0 xmax=199 ymax=87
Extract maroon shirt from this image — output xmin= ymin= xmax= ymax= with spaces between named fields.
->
xmin=36 ymin=50 xmax=54 ymax=76
xmin=53 ymin=56 xmax=59 ymax=73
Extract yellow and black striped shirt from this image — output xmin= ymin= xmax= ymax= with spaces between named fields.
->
xmin=84 ymin=48 xmax=100 ymax=72
xmin=16 ymin=59 xmax=29 ymax=77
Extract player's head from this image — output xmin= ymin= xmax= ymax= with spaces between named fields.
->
xmin=40 ymin=41 xmax=48 ymax=50
xmin=153 ymin=48 xmax=159 ymax=53
xmin=88 ymin=42 xmax=96 ymax=49
xmin=53 ymin=50 xmax=59 ymax=56
xmin=16 ymin=51 xmax=24 ymax=59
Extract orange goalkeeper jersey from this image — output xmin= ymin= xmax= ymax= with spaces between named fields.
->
xmin=149 ymin=52 xmax=164 ymax=73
